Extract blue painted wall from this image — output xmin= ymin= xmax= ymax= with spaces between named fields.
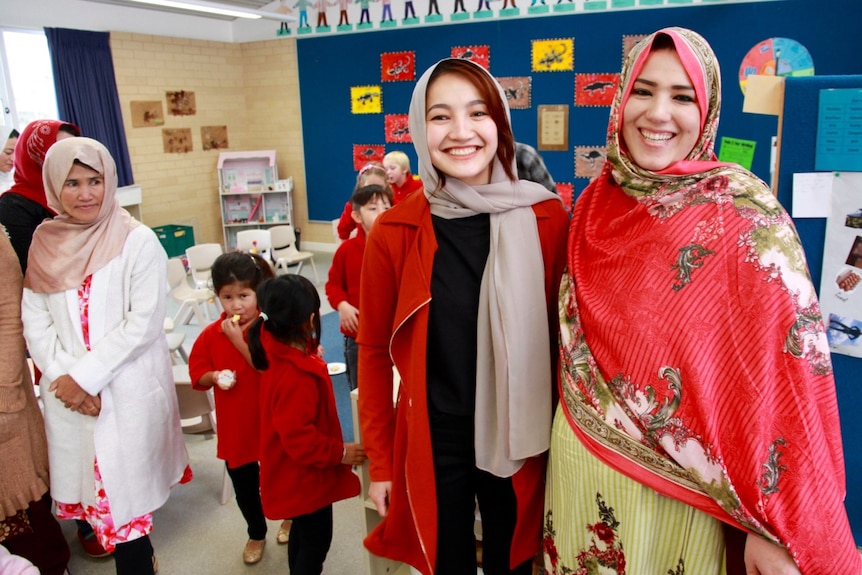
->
xmin=298 ymin=0 xmax=861 ymax=221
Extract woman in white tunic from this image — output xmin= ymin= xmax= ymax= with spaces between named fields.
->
xmin=22 ymin=137 xmax=189 ymax=575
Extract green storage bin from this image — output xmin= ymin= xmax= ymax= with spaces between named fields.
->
xmin=153 ymin=224 xmax=195 ymax=258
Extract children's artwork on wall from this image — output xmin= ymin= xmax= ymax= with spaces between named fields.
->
xmin=622 ymin=34 xmax=649 ymax=63
xmin=498 ymin=76 xmax=532 ymax=109
xmin=385 ymin=114 xmax=411 ymax=143
xmin=351 ymin=85 xmax=383 ymax=114
xmin=557 ymin=182 xmax=574 ymax=211
xmin=532 ymin=39 xmax=574 ymax=72
xmin=201 ymin=126 xmax=229 ymax=150
xmin=451 ymin=45 xmax=490 ymax=70
xmin=166 ymin=90 xmax=196 ymax=116
xmin=575 ymin=145 xmax=606 ymax=179
xmin=353 ymin=144 xmax=385 ymax=170
xmin=737 ymin=37 xmax=814 ymax=94
xmin=381 ymin=51 xmax=416 ymax=81
xmin=130 ymin=101 xmax=164 ymax=127
xmin=162 ymin=128 xmax=193 ymax=154
xmin=575 ymin=73 xmax=619 ymax=106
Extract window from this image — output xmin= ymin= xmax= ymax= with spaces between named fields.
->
xmin=0 ymin=29 xmax=59 ymax=131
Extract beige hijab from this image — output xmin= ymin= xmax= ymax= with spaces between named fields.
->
xmin=409 ymin=58 xmax=560 ymax=477
xmin=24 ymin=137 xmax=139 ymax=294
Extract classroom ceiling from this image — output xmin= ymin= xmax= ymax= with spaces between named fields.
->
xmin=82 ymin=0 xmax=286 ymax=21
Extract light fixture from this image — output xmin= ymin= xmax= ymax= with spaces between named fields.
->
xmin=125 ymin=0 xmax=262 ymax=19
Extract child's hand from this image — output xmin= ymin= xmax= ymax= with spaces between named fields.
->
xmin=222 ymin=315 xmax=245 ymax=349
xmin=337 ymin=302 xmax=359 ymax=333
xmin=341 ymin=442 xmax=366 ymax=466
xmin=316 ymin=345 xmax=325 ymax=358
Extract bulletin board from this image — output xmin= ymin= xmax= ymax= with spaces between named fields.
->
xmin=298 ymin=0 xmax=861 ymax=223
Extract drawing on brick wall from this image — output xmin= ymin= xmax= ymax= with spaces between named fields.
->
xmin=353 ymin=144 xmax=385 ymax=170
xmin=385 ymin=114 xmax=411 ymax=143
xmin=351 ymin=85 xmax=383 ymax=114
xmin=166 ymin=90 xmax=196 ymax=116
xmin=575 ymin=145 xmax=606 ymax=179
xmin=162 ymin=128 xmax=193 ymax=154
xmin=452 ymin=45 xmax=490 ymax=70
xmin=575 ymin=73 xmax=619 ymax=107
xmin=557 ymin=182 xmax=574 ymax=212
xmin=622 ymin=34 xmax=649 ymax=63
xmin=498 ymin=77 xmax=531 ymax=109
xmin=201 ymin=126 xmax=229 ymax=150
xmin=532 ymin=39 xmax=574 ymax=72
xmin=130 ymin=101 xmax=164 ymax=128
xmin=381 ymin=51 xmax=416 ymax=82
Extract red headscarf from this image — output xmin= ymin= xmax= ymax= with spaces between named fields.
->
xmin=7 ymin=119 xmax=81 ymax=212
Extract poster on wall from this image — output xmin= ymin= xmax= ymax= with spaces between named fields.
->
xmin=575 ymin=73 xmax=619 ymax=106
xmin=162 ymin=128 xmax=193 ymax=153
xmin=622 ymin=34 xmax=649 ymax=62
xmin=384 ymin=114 xmax=411 ymax=143
xmin=350 ymin=85 xmax=383 ymax=114
xmin=381 ymin=51 xmax=416 ymax=82
xmin=820 ymin=172 xmax=862 ymax=357
xmin=353 ymin=144 xmax=385 ymax=170
xmin=451 ymin=45 xmax=490 ymax=70
xmin=575 ymin=145 xmax=606 ymax=179
xmin=532 ymin=39 xmax=574 ymax=72
xmin=201 ymin=126 xmax=229 ymax=150
xmin=498 ymin=77 xmax=532 ymax=109
xmin=166 ymin=90 xmax=196 ymax=116
xmin=130 ymin=101 xmax=164 ymax=127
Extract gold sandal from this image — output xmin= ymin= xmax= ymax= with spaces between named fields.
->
xmin=243 ymin=539 xmax=266 ymax=564
xmin=276 ymin=520 xmax=292 ymax=544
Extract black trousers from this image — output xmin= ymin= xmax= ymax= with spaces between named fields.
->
xmin=226 ymin=461 xmax=268 ymax=540
xmin=343 ymin=336 xmax=358 ymax=391
xmin=287 ymin=504 xmax=332 ymax=575
xmin=113 ymin=534 xmax=154 ymax=575
xmin=0 ymin=192 xmax=53 ymax=273
xmin=429 ymin=411 xmax=532 ymax=575
xmin=1 ymin=493 xmax=70 ymax=575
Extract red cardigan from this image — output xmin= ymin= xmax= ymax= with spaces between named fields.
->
xmin=390 ymin=172 xmax=423 ymax=204
xmin=325 ymin=232 xmax=365 ymax=338
xmin=189 ymin=312 xmax=261 ymax=467
xmin=357 ymin=191 xmax=568 ymax=574
xmin=257 ymin=334 xmax=360 ymax=519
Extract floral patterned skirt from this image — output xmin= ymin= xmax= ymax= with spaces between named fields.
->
xmin=56 ymin=458 xmax=193 ymax=553
xmin=543 ymin=406 xmax=726 ymax=575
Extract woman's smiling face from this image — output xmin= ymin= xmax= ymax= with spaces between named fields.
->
xmin=622 ymin=48 xmax=702 ymax=172
xmin=424 ymin=72 xmax=498 ymax=186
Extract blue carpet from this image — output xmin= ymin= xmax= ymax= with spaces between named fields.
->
xmin=320 ymin=312 xmax=354 ymax=442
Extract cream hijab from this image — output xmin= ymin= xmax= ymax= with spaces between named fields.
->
xmin=409 ymin=58 xmax=560 ymax=477
xmin=24 ymin=137 xmax=139 ymax=294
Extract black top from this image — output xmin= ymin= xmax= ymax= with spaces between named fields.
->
xmin=426 ymin=213 xmax=490 ymax=416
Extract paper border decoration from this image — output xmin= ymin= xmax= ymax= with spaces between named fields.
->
xmin=575 ymin=146 xmax=606 ymax=179
xmin=498 ymin=76 xmax=532 ymax=109
xmin=162 ymin=128 xmax=193 ymax=153
xmin=385 ymin=114 xmax=411 ymax=143
xmin=532 ymin=39 xmax=574 ymax=72
xmin=575 ymin=73 xmax=619 ymax=107
xmin=381 ymin=51 xmax=416 ymax=82
xmin=451 ymin=45 xmax=490 ymax=70
xmin=557 ymin=182 xmax=574 ymax=212
xmin=201 ymin=125 xmax=229 ymax=151
xmin=622 ymin=34 xmax=649 ymax=64
xmin=351 ymin=85 xmax=383 ymax=114
xmin=130 ymin=101 xmax=164 ymax=127
xmin=353 ymin=144 xmax=385 ymax=170
xmin=166 ymin=90 xmax=196 ymax=116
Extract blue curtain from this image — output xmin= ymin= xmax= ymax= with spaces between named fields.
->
xmin=44 ymin=28 xmax=134 ymax=186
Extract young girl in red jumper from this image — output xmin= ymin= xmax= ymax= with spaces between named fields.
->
xmin=247 ymin=274 xmax=365 ymax=575
xmin=188 ymin=252 xmax=291 ymax=565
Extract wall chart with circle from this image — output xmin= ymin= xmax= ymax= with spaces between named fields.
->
xmin=738 ymin=37 xmax=814 ymax=93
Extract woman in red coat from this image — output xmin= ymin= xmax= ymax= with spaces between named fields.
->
xmin=358 ymin=58 xmax=568 ymax=574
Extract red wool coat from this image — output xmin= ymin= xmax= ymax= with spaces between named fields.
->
xmin=357 ymin=190 xmax=568 ymax=574
xmin=258 ymin=334 xmax=360 ymax=519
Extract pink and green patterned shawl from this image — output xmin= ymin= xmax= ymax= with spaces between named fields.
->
xmin=560 ymin=27 xmax=860 ymax=573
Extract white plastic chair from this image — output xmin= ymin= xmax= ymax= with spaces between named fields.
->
xmin=236 ymin=229 xmax=273 ymax=262
xmin=167 ymin=258 xmax=214 ymax=327
xmin=271 ymin=223 xmax=319 ymax=283
xmin=185 ymin=243 xmax=223 ymax=289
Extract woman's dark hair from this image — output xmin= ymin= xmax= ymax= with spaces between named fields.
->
xmin=247 ymin=275 xmax=321 ymax=370
xmin=427 ymin=59 xmax=516 ymax=183
xmin=211 ymin=252 xmax=274 ymax=294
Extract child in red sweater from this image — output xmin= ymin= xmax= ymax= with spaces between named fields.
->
xmin=383 ymin=150 xmax=423 ymax=204
xmin=248 ymin=275 xmax=365 ymax=575
xmin=336 ymin=162 xmax=392 ymax=241
xmin=325 ymin=184 xmax=392 ymax=391
xmin=188 ymin=252 xmax=291 ymax=564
